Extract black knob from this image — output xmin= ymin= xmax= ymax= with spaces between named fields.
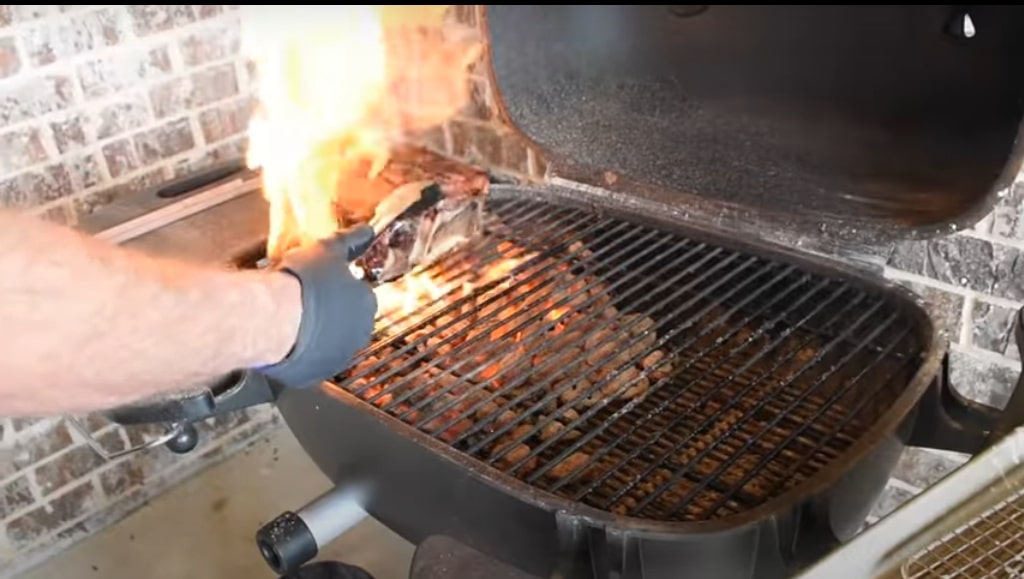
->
xmin=668 ymin=5 xmax=708 ymax=18
xmin=256 ymin=511 xmax=318 ymax=575
xmin=165 ymin=423 xmax=199 ymax=454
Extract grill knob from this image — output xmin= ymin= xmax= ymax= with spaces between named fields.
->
xmin=668 ymin=5 xmax=709 ymax=18
xmin=164 ymin=423 xmax=198 ymax=454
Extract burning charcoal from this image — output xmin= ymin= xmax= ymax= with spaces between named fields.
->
xmin=427 ymin=367 xmax=458 ymax=390
xmin=495 ymin=410 xmax=518 ymax=429
xmin=622 ymin=375 xmax=651 ymax=401
xmin=491 ymin=424 xmax=539 ymax=470
xmin=620 ymin=313 xmax=656 ymax=335
xmin=422 ymin=412 xmax=473 ymax=444
xmin=539 ymin=420 xmax=564 ymax=441
xmin=535 ymin=348 xmax=581 ymax=382
xmin=440 ymin=419 xmax=473 ymax=444
xmin=425 ymin=335 xmax=454 ymax=356
xmin=611 ymin=496 xmax=638 ymax=515
xmin=628 ymin=332 xmax=658 ymax=359
xmin=584 ymin=337 xmax=618 ymax=367
xmin=558 ymin=378 xmax=592 ymax=405
xmin=641 ymin=350 xmax=665 ymax=371
xmin=552 ymin=329 xmax=586 ymax=350
xmin=509 ymin=424 xmax=534 ymax=442
xmin=435 ymin=312 xmax=470 ymax=337
xmin=474 ymin=399 xmax=501 ymax=420
xmin=481 ymin=348 xmax=529 ymax=383
xmin=489 ymin=307 xmax=522 ymax=341
xmin=641 ymin=350 xmax=674 ymax=381
xmin=494 ymin=444 xmax=537 ymax=474
xmin=362 ymin=384 xmax=394 ymax=408
xmin=546 ymin=451 xmax=592 ymax=480
xmin=348 ymin=355 xmax=382 ymax=378
xmin=600 ymin=367 xmax=640 ymax=398
xmin=474 ymin=398 xmax=518 ymax=429
xmin=568 ymin=241 xmax=593 ymax=258
xmin=606 ymin=350 xmax=636 ymax=373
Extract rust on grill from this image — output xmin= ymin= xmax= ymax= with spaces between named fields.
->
xmin=333 ymin=196 xmax=926 ymax=523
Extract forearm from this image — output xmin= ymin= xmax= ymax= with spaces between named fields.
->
xmin=0 ymin=210 xmax=302 ymax=416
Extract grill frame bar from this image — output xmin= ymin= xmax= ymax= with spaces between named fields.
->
xmin=313 ymin=184 xmax=945 ymax=534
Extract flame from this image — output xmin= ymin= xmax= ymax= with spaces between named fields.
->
xmin=375 ymin=253 xmax=535 ymax=332
xmin=241 ymin=5 xmax=482 ymax=261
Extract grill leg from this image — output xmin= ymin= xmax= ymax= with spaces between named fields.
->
xmin=256 ymin=485 xmax=369 ymax=575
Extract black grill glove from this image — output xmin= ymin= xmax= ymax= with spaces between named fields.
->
xmin=261 ymin=226 xmax=378 ymax=388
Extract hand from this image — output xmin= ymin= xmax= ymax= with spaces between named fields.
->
xmin=261 ymin=226 xmax=378 ymax=388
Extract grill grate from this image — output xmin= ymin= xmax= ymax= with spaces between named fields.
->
xmin=334 ymin=197 xmax=926 ymax=523
xmin=900 ymin=488 xmax=1024 ymax=578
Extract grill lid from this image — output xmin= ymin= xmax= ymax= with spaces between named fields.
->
xmin=484 ymin=5 xmax=1024 ymax=242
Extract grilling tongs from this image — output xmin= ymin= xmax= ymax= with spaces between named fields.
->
xmin=353 ymin=179 xmax=486 ymax=285
xmin=73 ymin=181 xmax=487 ymax=458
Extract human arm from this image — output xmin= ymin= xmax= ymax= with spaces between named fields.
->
xmin=0 ymin=210 xmax=375 ymax=417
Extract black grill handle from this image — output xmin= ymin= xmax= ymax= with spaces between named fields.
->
xmin=100 ymin=369 xmax=280 ymax=456
xmin=906 ymin=306 xmax=1024 ymax=455
xmin=106 ymin=369 xmax=279 ymax=425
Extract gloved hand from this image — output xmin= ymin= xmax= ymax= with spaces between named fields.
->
xmin=261 ymin=226 xmax=378 ymax=388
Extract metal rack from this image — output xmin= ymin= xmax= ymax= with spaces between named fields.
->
xmin=795 ymin=426 xmax=1024 ymax=579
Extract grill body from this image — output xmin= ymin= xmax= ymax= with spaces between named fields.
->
xmin=276 ymin=186 xmax=944 ymax=579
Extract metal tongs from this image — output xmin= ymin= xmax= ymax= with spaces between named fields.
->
xmin=352 ymin=179 xmax=485 ymax=285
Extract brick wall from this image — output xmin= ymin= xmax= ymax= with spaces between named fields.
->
xmin=0 ymin=5 xmax=273 ymax=575
xmin=0 ymin=5 xmax=251 ymax=225
xmin=0 ymin=3 xmax=1020 ymax=573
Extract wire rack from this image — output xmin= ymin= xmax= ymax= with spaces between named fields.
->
xmin=333 ymin=196 xmax=928 ymax=523
xmin=795 ymin=427 xmax=1024 ymax=579
xmin=900 ymin=487 xmax=1024 ymax=578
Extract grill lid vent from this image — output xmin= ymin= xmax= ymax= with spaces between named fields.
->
xmin=484 ymin=5 xmax=1024 ymax=242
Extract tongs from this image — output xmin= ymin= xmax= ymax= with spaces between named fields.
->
xmin=351 ymin=180 xmax=485 ymax=285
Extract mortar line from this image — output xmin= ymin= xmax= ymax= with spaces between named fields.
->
xmin=949 ymin=342 xmax=1023 ymax=368
xmin=884 ymin=268 xmax=1024 ymax=311
xmin=10 ymin=9 xmax=242 ymax=77
xmin=960 ymin=294 xmax=976 ymax=348
xmin=19 ymin=100 xmax=251 ymax=213
xmin=889 ymin=477 xmax=924 ymax=495
xmin=0 ymin=54 xmax=249 ymax=137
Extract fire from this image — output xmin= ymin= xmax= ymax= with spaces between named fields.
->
xmin=375 ymin=253 xmax=533 ymax=330
xmin=240 ymin=5 xmax=482 ymax=261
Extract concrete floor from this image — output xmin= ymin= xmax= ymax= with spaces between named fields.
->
xmin=18 ymin=428 xmax=414 ymax=579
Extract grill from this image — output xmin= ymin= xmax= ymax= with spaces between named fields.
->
xmin=333 ymin=196 xmax=925 ymax=523
xmin=87 ymin=6 xmax=1024 ymax=577
xmin=901 ymin=488 xmax=1024 ymax=578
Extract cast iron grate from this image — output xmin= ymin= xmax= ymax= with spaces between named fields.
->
xmin=333 ymin=196 xmax=926 ymax=523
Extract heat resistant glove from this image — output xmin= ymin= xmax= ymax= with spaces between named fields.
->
xmin=261 ymin=226 xmax=379 ymax=388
